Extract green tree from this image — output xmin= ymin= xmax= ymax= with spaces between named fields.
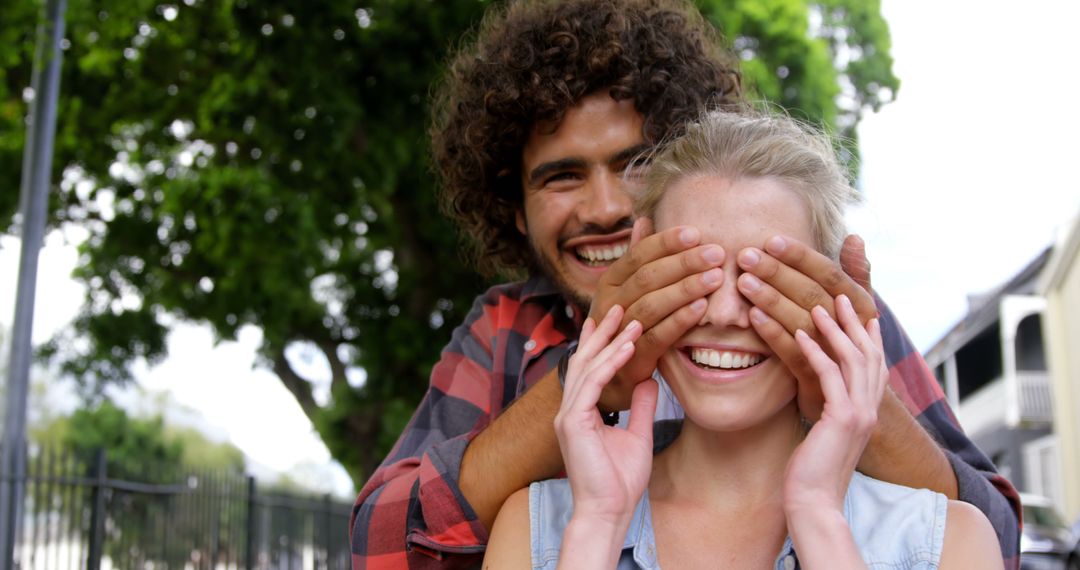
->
xmin=32 ymin=399 xmax=245 ymax=474
xmin=0 ymin=0 xmax=898 ymax=484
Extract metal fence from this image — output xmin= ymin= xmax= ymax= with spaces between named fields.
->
xmin=0 ymin=443 xmax=353 ymax=570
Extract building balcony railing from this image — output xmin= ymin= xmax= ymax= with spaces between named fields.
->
xmin=1017 ymin=371 xmax=1053 ymax=423
xmin=957 ymin=371 xmax=1053 ymax=437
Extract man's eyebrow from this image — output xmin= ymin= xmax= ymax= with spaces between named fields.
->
xmin=526 ymin=157 xmax=586 ymax=187
xmin=609 ymin=143 xmax=654 ymax=166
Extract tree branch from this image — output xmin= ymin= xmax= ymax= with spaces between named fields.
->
xmin=272 ymin=350 xmax=319 ymax=420
xmin=316 ymin=338 xmax=348 ymax=395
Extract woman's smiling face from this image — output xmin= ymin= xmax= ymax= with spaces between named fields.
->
xmin=653 ymin=173 xmax=816 ymax=432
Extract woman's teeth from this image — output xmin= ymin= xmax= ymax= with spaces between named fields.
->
xmin=575 ymin=242 xmax=629 ymax=265
xmin=689 ymin=348 xmax=763 ymax=370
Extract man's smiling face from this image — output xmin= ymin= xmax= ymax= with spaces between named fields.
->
xmin=517 ymin=92 xmax=648 ymax=308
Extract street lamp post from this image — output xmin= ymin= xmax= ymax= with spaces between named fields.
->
xmin=0 ymin=0 xmax=67 ymax=568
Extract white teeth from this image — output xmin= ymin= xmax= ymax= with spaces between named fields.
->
xmin=575 ymin=242 xmax=629 ymax=264
xmin=690 ymin=348 xmax=762 ymax=370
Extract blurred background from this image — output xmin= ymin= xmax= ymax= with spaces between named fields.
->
xmin=2 ymin=0 xmax=1078 ymax=568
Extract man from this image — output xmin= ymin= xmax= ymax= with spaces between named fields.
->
xmin=350 ymin=1 xmax=1021 ymax=568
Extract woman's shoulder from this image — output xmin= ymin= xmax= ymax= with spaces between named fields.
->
xmin=485 ymin=487 xmax=534 ymax=569
xmin=938 ymin=500 xmax=1003 ymax=569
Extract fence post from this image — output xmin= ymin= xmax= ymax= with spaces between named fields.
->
xmin=245 ymin=476 xmax=256 ymax=570
xmin=323 ymin=494 xmax=332 ymax=570
xmin=85 ymin=449 xmax=107 ymax=570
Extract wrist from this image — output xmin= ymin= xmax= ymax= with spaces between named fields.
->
xmin=559 ymin=514 xmax=631 ymax=568
xmin=786 ymin=508 xmax=865 ymax=569
xmin=786 ymin=492 xmax=842 ymax=522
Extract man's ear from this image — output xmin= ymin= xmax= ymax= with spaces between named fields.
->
xmin=515 ymin=210 xmax=527 ymax=236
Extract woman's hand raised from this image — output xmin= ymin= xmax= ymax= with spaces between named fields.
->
xmin=555 ymin=305 xmax=659 ymax=529
xmin=783 ymin=294 xmax=887 ymax=569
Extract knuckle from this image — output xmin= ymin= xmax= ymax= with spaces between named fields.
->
xmin=786 ymin=243 xmax=807 ymax=263
xmin=821 ymin=266 xmax=848 ymax=291
xmin=682 ymin=274 xmax=703 ymax=297
xmin=798 ymin=288 xmax=830 ymax=311
xmin=751 ymin=285 xmax=779 ymax=309
xmin=638 ymin=326 xmax=664 ymax=352
xmin=676 ymin=302 xmax=704 ymax=325
xmin=628 ymin=299 xmax=662 ymax=326
xmin=681 ymin=249 xmax=700 ymax=273
xmin=756 ymin=255 xmax=780 ymax=279
xmin=623 ymin=249 xmax=644 ymax=273
xmin=632 ymin=264 xmax=657 ymax=291
xmin=755 ymin=319 xmax=781 ymax=340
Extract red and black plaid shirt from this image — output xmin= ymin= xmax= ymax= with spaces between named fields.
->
xmin=350 ymin=276 xmax=1021 ymax=569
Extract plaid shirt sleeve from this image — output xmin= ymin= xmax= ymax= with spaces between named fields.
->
xmin=349 ymin=287 xmax=512 ymax=569
xmin=876 ymin=295 xmax=1022 ymax=570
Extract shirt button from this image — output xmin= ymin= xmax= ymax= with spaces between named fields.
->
xmin=564 ymin=305 xmax=575 ymax=319
xmin=524 ymin=339 xmax=537 ymax=352
xmin=783 ymin=554 xmax=796 ymax=570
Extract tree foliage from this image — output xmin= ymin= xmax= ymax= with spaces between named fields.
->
xmin=0 ymin=0 xmax=898 ymax=484
xmin=31 ymin=398 xmax=245 ymax=474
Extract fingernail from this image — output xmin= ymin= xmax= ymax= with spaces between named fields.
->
xmin=738 ymin=248 xmax=760 ymax=267
xmin=690 ymin=298 xmax=707 ymax=312
xmin=625 ymin=320 xmax=641 ymax=332
xmin=679 ymin=227 xmax=699 ymax=245
xmin=766 ymin=236 xmax=787 ymax=254
xmin=838 ymin=294 xmax=852 ymax=311
xmin=811 ymin=305 xmax=827 ymax=318
xmin=740 ymin=274 xmax=761 ymax=292
xmin=621 ymin=342 xmax=634 ymax=352
xmin=701 ymin=268 xmax=722 ymax=285
xmin=750 ymin=307 xmax=770 ymax=325
xmin=702 ymin=246 xmax=723 ymax=264
xmin=795 ymin=328 xmax=808 ymax=340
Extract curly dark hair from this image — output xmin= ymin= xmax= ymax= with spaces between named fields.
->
xmin=431 ymin=0 xmax=744 ymax=277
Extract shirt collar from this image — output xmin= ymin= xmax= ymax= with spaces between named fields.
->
xmin=519 ymin=274 xmax=563 ymax=300
xmin=520 ymin=274 xmax=586 ymax=328
xmin=623 ymin=491 xmax=660 ymax=569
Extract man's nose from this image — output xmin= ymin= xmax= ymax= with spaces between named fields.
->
xmin=579 ymin=171 xmax=633 ymax=229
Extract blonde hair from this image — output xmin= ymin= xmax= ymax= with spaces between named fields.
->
xmin=635 ymin=109 xmax=859 ymax=258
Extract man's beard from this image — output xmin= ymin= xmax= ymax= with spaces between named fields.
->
xmin=526 ymin=218 xmax=635 ymax=312
xmin=529 ymin=237 xmax=592 ymax=311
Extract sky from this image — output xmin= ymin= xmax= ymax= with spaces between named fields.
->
xmin=2 ymin=0 xmax=1079 ymax=498
xmin=849 ymin=0 xmax=1080 ymax=351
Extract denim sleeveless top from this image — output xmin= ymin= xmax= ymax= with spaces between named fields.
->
xmin=528 ymin=472 xmax=948 ymax=569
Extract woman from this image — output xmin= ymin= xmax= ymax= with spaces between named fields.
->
xmin=482 ymin=110 xmax=1002 ymax=569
